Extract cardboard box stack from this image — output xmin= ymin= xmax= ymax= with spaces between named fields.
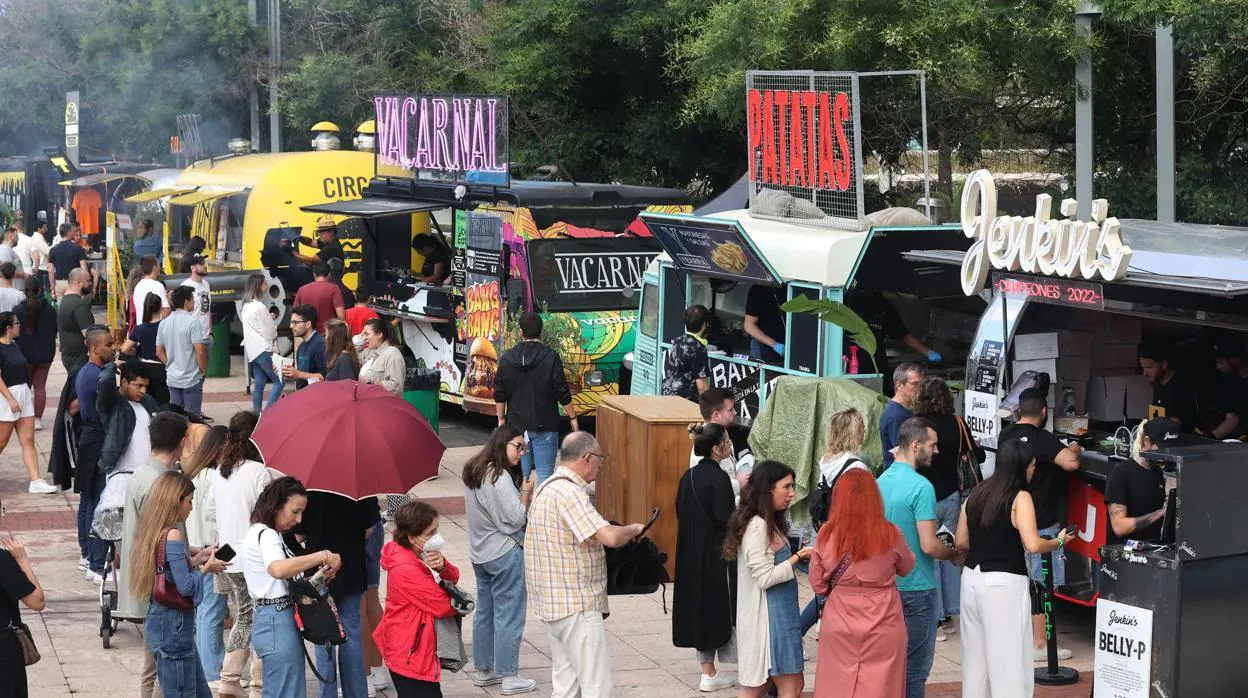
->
xmin=1084 ymin=315 xmax=1150 ymax=421
xmin=1011 ymin=331 xmax=1095 ymax=417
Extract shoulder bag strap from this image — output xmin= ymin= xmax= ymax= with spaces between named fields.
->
xmin=685 ymin=467 xmax=718 ymax=529
xmin=956 ymin=416 xmax=973 ymax=457
xmin=824 ymin=552 xmax=853 ymax=595
xmin=155 ymin=529 xmax=170 ymax=572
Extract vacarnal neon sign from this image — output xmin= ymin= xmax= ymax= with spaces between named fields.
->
xmin=959 ymin=169 xmax=1133 ymax=296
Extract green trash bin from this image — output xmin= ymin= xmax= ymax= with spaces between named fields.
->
xmin=206 ymin=318 xmax=231 ymax=378
xmin=403 ymin=366 xmax=441 ymax=434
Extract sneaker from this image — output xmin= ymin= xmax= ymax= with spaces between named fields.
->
xmin=86 ymin=570 xmax=103 ymax=585
xmin=28 ymin=479 xmax=57 ymax=494
xmin=501 ymin=676 xmax=538 ymax=695
xmin=935 ymin=629 xmax=948 ymax=642
xmin=472 ymin=670 xmax=503 ymax=687
xmin=207 ymin=681 xmax=220 ymax=692
xmin=1034 ymin=646 xmax=1073 ymax=662
xmin=369 ymin=666 xmax=393 ymax=690
xmin=699 ymin=672 xmax=736 ymax=692
xmin=944 ymin=616 xmax=959 ymax=634
xmin=34 ymin=419 xmax=42 ymax=431
xmin=77 ymin=557 xmax=89 ymax=571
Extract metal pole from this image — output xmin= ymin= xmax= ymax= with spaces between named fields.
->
xmin=919 ymin=72 xmax=931 ymax=220
xmin=249 ymin=0 xmax=260 ymax=151
xmin=1075 ymin=8 xmax=1097 ymax=220
xmin=268 ymin=0 xmax=282 ymax=153
xmin=1156 ymin=23 xmax=1176 ymax=223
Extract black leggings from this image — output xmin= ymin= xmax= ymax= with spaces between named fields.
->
xmin=392 ymin=672 xmax=442 ymax=698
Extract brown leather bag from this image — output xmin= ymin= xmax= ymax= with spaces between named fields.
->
xmin=7 ymin=621 xmax=39 ymax=666
xmin=153 ymin=529 xmax=194 ymax=612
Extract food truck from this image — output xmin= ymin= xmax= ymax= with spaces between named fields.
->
xmin=901 ymin=168 xmax=1248 ymax=609
xmin=299 ymin=92 xmax=691 ymax=416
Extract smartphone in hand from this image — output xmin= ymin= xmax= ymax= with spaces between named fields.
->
xmin=214 ymin=544 xmax=237 ymax=563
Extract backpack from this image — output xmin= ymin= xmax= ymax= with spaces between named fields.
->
xmin=809 ymin=458 xmax=864 ymax=525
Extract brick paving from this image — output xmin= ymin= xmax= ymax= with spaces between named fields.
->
xmin=2 ymin=351 xmax=1098 ymax=696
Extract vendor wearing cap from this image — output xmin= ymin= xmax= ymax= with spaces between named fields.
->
xmin=293 ymin=215 xmax=346 ymax=266
xmin=1202 ymin=338 xmax=1248 ymax=439
xmin=1106 ymin=417 xmax=1183 ymax=545
xmin=1139 ymin=343 xmax=1199 ymax=431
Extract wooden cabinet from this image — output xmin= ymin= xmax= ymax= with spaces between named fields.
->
xmin=596 ymin=395 xmax=703 ymax=578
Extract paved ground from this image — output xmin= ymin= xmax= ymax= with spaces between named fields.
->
xmin=4 ymin=349 xmax=1098 ymax=696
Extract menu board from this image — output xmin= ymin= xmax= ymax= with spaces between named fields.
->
xmin=641 ymin=214 xmax=782 ymax=285
xmin=970 ymin=339 xmax=1004 ymax=393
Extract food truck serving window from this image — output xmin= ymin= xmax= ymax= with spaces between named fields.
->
xmin=527 ymin=238 xmax=660 ymax=312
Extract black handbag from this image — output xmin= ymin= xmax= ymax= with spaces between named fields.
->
xmin=605 ymin=509 xmax=670 ymax=596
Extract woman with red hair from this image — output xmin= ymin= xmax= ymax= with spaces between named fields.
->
xmin=809 ymin=468 xmax=915 ymax=697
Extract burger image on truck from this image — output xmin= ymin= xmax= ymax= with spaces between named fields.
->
xmin=463 ymin=337 xmax=499 ymax=405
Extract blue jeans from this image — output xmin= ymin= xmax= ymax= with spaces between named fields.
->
xmin=933 ymin=491 xmax=963 ymax=618
xmin=252 ymin=603 xmax=306 ymax=698
xmin=251 ymin=352 xmax=284 ymax=412
xmin=1026 ymin=524 xmax=1067 ymax=586
xmin=365 ymin=524 xmax=384 ymax=589
xmin=194 ymin=580 xmax=228 ymax=681
xmin=169 ymin=379 xmax=204 ymax=415
xmin=901 ymin=588 xmax=939 ymax=698
xmin=78 ymin=474 xmax=108 ymax=574
xmin=520 ymin=431 xmax=558 ymax=483
xmin=472 ymin=546 xmax=527 ymax=677
xmin=315 ymin=591 xmax=366 ymax=698
xmin=146 ymin=602 xmax=213 ymax=698
xmin=800 ymin=595 xmax=825 ymax=636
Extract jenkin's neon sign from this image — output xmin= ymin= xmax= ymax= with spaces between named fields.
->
xmin=374 ymin=94 xmax=507 ymax=176
xmin=959 ymin=169 xmax=1133 ymax=296
xmin=747 ymin=89 xmax=853 ymax=191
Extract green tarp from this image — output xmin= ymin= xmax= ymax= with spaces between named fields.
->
xmin=747 ymin=375 xmax=888 ymax=525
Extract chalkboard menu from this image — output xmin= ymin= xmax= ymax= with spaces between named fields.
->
xmin=641 ymin=213 xmax=782 ymax=286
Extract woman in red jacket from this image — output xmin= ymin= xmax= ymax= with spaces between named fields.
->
xmin=374 ymin=500 xmax=460 ymax=697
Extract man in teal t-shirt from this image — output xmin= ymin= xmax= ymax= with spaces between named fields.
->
xmin=878 ymin=416 xmax=957 ymax=698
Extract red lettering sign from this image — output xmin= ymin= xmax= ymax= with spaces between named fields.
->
xmin=747 ymin=88 xmax=853 ymax=192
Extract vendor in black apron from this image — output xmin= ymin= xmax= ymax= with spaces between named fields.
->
xmin=744 ymin=283 xmax=787 ymax=364
xmin=293 ymin=215 xmax=346 ymax=266
xmin=1139 ymin=343 xmax=1199 ymax=432
xmin=1201 ymin=337 xmax=1248 ymax=439
xmin=845 ymin=288 xmax=941 ymax=397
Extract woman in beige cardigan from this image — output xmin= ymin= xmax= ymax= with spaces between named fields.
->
xmin=723 ymin=460 xmax=813 ymax=697
xmin=358 ymin=318 xmax=405 ymax=397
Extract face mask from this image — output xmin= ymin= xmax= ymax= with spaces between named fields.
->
xmin=418 ymin=533 xmax=445 ymax=553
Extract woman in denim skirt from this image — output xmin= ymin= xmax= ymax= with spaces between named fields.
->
xmin=241 ymin=477 xmax=343 ymax=697
xmin=129 ymin=471 xmax=228 ymax=697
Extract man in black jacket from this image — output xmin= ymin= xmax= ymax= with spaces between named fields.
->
xmin=494 ymin=312 xmax=578 ymax=483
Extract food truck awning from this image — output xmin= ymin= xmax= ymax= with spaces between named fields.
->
xmin=125 ymin=187 xmax=198 ymax=203
xmin=166 ymin=190 xmax=244 ymax=206
xmin=903 ymin=218 xmax=1248 ymax=298
xmin=59 ymin=173 xmax=150 ymax=187
xmin=299 ymin=198 xmax=443 ymax=218
xmin=643 ymin=208 xmax=871 ymax=288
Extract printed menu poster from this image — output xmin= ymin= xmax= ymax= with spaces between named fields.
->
xmin=1094 ymin=599 xmax=1153 ymax=698
xmin=641 ymin=214 xmax=780 ymax=285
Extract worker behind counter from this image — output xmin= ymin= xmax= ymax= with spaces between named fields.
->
xmin=844 ymin=288 xmax=941 ymax=395
xmin=1202 ymin=338 xmax=1248 ymax=439
xmin=1105 ymin=417 xmax=1183 ymax=546
xmin=1139 ymin=343 xmax=1200 ymax=431
xmin=411 ymin=233 xmax=452 ymax=285
xmin=744 ymin=283 xmax=786 ymax=364
xmin=291 ymin=215 xmax=346 ymax=266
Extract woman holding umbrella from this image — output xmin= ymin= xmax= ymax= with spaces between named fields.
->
xmin=463 ymin=426 xmax=537 ymax=694
xmin=358 ymin=318 xmax=404 ymax=397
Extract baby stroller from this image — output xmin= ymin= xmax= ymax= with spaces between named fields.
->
xmin=92 ymin=468 xmax=143 ymax=648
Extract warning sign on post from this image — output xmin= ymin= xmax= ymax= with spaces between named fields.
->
xmin=1094 ymin=599 xmax=1153 ymax=698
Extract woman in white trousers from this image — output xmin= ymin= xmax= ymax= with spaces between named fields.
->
xmin=955 ymin=439 xmax=1074 ymax=697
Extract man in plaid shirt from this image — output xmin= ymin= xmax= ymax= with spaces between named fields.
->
xmin=524 ymin=432 xmax=646 ymax=697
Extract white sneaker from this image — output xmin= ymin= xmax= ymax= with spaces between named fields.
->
xmin=501 ymin=676 xmax=538 ymax=695
xmin=369 ymin=666 xmax=393 ymax=689
xmin=1034 ymin=646 xmax=1073 ymax=662
xmin=207 ymin=681 xmax=220 ymax=692
xmin=77 ymin=557 xmax=89 ymax=571
xmin=28 ymin=479 xmax=57 ymax=494
xmin=935 ymin=629 xmax=948 ymax=642
xmin=86 ymin=570 xmax=103 ymax=585
xmin=943 ymin=616 xmax=959 ymax=634
xmin=699 ymin=672 xmax=736 ymax=692
xmin=34 ymin=419 xmax=42 ymax=431
xmin=472 ymin=670 xmax=503 ymax=687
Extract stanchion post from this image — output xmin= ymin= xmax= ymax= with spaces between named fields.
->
xmin=1035 ymin=548 xmax=1079 ymax=685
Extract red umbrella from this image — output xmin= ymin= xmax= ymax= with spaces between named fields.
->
xmin=251 ymin=380 xmax=444 ymax=499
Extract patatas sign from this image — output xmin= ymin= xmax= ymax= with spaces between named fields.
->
xmin=959 ymin=169 xmax=1133 ymax=297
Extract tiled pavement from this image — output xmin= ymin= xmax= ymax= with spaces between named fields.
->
xmin=3 ymin=351 xmax=1097 ymax=696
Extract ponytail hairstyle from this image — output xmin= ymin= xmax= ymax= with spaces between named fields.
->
xmin=688 ymin=422 xmax=727 ymax=460
xmin=219 ymin=410 xmax=261 ymax=479
xmin=22 ymin=276 xmax=45 ymax=334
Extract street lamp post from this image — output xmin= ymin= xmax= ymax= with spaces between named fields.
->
xmin=1074 ymin=3 xmax=1101 ymax=220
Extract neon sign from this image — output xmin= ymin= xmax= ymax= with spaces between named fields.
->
xmin=374 ymin=93 xmax=510 ymax=185
xmin=959 ymin=169 xmax=1133 ymax=297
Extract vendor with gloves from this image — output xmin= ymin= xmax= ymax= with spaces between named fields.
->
xmin=846 ymin=287 xmax=941 ymax=396
xmin=745 ymin=283 xmax=788 ymax=364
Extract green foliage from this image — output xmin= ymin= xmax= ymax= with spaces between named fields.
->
xmin=779 ymin=295 xmax=878 ymax=373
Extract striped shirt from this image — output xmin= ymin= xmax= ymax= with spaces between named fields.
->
xmin=524 ymin=466 xmax=610 ymax=622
